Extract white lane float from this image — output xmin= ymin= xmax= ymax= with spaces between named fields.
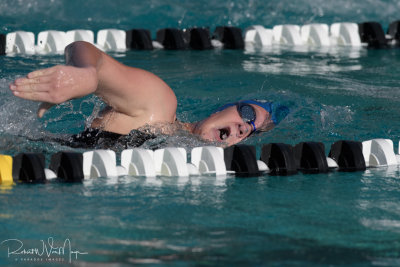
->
xmin=272 ymin=25 xmax=303 ymax=45
xmin=301 ymin=23 xmax=331 ymax=46
xmin=6 ymin=31 xmax=35 ymax=54
xmin=191 ymin=146 xmax=227 ymax=176
xmin=66 ymin=29 xmax=94 ymax=45
xmin=362 ymin=139 xmax=399 ymax=167
xmin=362 ymin=139 xmax=400 ymax=167
xmin=96 ymin=29 xmax=126 ymax=51
xmin=330 ymin=23 xmax=362 ymax=46
xmin=121 ymin=148 xmax=156 ymax=177
xmin=244 ymin=25 xmax=273 ymax=47
xmin=83 ymin=150 xmax=120 ymax=178
xmin=154 ymin=147 xmax=190 ymax=177
xmin=37 ymin=30 xmax=68 ymax=54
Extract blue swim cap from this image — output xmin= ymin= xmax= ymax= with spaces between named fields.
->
xmin=215 ymin=99 xmax=289 ymax=125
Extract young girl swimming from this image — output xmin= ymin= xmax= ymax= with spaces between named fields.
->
xmin=9 ymin=41 xmax=288 ymax=148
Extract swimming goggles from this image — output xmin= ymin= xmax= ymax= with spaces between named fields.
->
xmin=236 ymin=102 xmax=257 ymax=133
xmin=215 ymin=99 xmax=289 ymax=126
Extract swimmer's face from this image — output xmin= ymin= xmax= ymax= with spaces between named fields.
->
xmin=192 ymin=104 xmax=272 ymax=146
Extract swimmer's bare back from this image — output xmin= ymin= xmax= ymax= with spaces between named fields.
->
xmin=9 ymin=41 xmax=178 ymax=135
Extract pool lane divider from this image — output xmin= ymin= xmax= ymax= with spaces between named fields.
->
xmin=2 ymin=20 xmax=400 ymax=55
xmin=0 ymin=155 xmax=13 ymax=184
xmin=2 ymin=138 xmax=400 ymax=185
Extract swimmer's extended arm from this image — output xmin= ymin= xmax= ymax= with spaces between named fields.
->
xmin=9 ymin=41 xmax=177 ymax=127
xmin=10 ymin=43 xmax=99 ymax=117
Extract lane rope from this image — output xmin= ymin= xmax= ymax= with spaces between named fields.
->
xmin=1 ymin=21 xmax=400 ymax=55
xmin=2 ymin=138 xmax=400 ymax=184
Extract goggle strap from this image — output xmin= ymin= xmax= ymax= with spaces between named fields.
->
xmin=250 ymin=121 xmax=256 ymax=132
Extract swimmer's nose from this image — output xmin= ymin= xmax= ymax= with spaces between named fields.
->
xmin=236 ymin=123 xmax=251 ymax=138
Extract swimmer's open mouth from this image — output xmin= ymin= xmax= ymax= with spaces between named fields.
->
xmin=219 ymin=127 xmax=230 ymax=141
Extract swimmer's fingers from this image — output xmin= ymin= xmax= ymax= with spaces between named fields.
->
xmin=10 ymin=71 xmax=54 ymax=100
xmin=27 ymin=67 xmax=56 ymax=79
xmin=11 ymin=65 xmax=97 ymax=104
xmin=37 ymin=102 xmax=55 ymax=118
xmin=10 ymin=81 xmax=53 ymax=94
xmin=10 ymin=84 xmax=54 ymax=102
xmin=11 ymin=90 xmax=52 ymax=103
xmin=10 ymin=73 xmax=58 ymax=102
xmin=10 ymin=65 xmax=59 ymax=89
xmin=10 ymin=67 xmax=55 ymax=89
xmin=12 ymin=72 xmax=54 ymax=87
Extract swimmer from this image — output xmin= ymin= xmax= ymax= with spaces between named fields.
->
xmin=9 ymin=41 xmax=288 ymax=147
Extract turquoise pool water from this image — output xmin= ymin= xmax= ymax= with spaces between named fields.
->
xmin=2 ymin=0 xmax=400 ymax=266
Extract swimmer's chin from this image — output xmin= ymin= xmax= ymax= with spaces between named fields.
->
xmin=138 ymin=122 xmax=182 ymax=135
xmin=197 ymin=134 xmax=231 ymax=147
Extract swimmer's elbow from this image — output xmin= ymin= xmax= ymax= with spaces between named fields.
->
xmin=65 ymin=41 xmax=85 ymax=61
xmin=65 ymin=41 xmax=92 ymax=54
xmin=65 ymin=41 xmax=102 ymax=68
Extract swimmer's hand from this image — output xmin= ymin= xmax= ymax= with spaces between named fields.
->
xmin=9 ymin=65 xmax=98 ymax=118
